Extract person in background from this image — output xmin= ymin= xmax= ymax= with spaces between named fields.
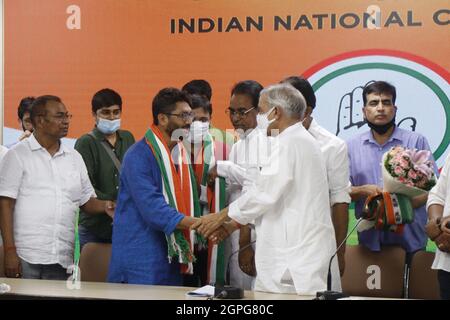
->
xmin=18 ymin=97 xmax=35 ymax=141
xmin=75 ymin=88 xmax=135 ymax=249
xmin=281 ymin=76 xmax=351 ymax=276
xmin=208 ymin=80 xmax=266 ymax=290
xmin=182 ymin=79 xmax=236 ymax=151
xmin=347 ymin=81 xmax=438 ymax=253
xmin=183 ymin=94 xmax=230 ymax=287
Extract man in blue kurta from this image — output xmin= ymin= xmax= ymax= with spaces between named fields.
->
xmin=347 ymin=81 xmax=438 ymax=253
xmin=108 ymin=88 xmax=201 ymax=285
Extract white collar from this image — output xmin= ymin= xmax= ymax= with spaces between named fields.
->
xmin=28 ymin=133 xmax=70 ymax=156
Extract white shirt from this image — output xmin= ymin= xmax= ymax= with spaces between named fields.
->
xmin=0 ymin=134 xmax=95 ymax=268
xmin=308 ymin=119 xmax=351 ymax=206
xmin=426 ymin=153 xmax=450 ymax=272
xmin=216 ymin=128 xmax=271 ymax=289
xmin=228 ymin=123 xmax=341 ymax=295
xmin=0 ymin=145 xmax=8 ymax=162
xmin=217 ymin=128 xmax=272 ymax=202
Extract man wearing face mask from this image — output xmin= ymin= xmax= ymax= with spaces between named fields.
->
xmin=207 ymin=80 xmax=266 ymax=290
xmin=347 ymin=81 xmax=438 ymax=253
xmin=182 ymin=94 xmax=231 ymax=287
xmin=192 ymin=83 xmax=341 ymax=295
xmin=75 ymin=88 xmax=135 ymax=249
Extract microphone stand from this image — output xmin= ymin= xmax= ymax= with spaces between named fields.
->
xmin=315 ymin=218 xmax=364 ymax=300
xmin=208 ymin=240 xmax=256 ymax=300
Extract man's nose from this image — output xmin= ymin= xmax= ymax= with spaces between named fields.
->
xmin=375 ymin=101 xmax=385 ymax=111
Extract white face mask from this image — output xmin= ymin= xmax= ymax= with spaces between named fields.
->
xmin=97 ymin=118 xmax=121 ymax=135
xmin=187 ymin=121 xmax=210 ymax=144
xmin=256 ymin=107 xmax=276 ymax=133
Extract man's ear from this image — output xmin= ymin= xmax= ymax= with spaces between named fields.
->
xmin=157 ymin=113 xmax=168 ymax=126
xmin=362 ymin=106 xmax=367 ymax=120
xmin=305 ymin=106 xmax=313 ymax=118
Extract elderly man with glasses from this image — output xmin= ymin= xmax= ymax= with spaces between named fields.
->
xmin=207 ymin=80 xmax=270 ymax=290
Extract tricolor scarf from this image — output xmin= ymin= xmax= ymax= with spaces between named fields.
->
xmin=196 ymin=135 xmax=227 ymax=286
xmin=145 ymin=125 xmax=201 ymax=274
xmin=363 ymin=192 xmax=414 ymax=234
xmin=190 ymin=134 xmax=227 ymax=285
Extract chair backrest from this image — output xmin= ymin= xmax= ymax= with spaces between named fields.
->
xmin=341 ymin=245 xmax=406 ymax=298
xmin=79 ymin=243 xmax=112 ymax=282
xmin=0 ymin=246 xmax=4 ymax=277
xmin=408 ymin=250 xmax=440 ymax=299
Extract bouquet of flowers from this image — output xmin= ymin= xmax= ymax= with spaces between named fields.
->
xmin=382 ymin=146 xmax=436 ymax=198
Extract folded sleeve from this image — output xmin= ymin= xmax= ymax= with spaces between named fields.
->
xmin=427 ymin=153 xmax=450 ymax=209
xmin=328 ymin=142 xmax=351 ymax=206
xmin=0 ymin=150 xmax=24 ymax=199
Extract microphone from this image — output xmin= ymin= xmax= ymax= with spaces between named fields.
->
xmin=315 ymin=218 xmax=365 ymax=300
xmin=208 ymin=240 xmax=256 ymax=300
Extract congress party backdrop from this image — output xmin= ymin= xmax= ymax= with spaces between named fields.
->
xmin=3 ymin=0 xmax=450 ymax=167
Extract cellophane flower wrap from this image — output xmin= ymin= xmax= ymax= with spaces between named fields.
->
xmin=382 ymin=146 xmax=436 ymax=198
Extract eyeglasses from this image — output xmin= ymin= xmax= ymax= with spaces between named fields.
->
xmin=225 ymin=106 xmax=256 ymax=118
xmin=165 ymin=112 xmax=194 ymax=121
xmin=43 ymin=113 xmax=73 ymax=122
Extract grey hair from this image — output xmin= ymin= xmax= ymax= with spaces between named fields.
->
xmin=260 ymin=83 xmax=307 ymax=119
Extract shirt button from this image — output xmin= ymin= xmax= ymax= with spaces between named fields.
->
xmin=116 ymin=186 xmax=119 ymax=190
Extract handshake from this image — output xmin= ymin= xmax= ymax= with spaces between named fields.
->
xmin=190 ymin=208 xmax=241 ymax=244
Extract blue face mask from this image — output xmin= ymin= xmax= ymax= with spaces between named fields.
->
xmin=97 ymin=118 xmax=121 ymax=134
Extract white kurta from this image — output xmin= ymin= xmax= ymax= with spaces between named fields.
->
xmin=228 ymin=123 xmax=341 ymax=295
xmin=216 ymin=128 xmax=272 ymax=289
xmin=307 ymin=119 xmax=351 ymax=206
xmin=427 ymin=153 xmax=450 ymax=272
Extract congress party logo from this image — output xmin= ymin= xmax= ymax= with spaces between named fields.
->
xmin=304 ymin=49 xmax=450 ymax=167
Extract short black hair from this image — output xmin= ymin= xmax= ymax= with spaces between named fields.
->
xmin=18 ymin=96 xmax=36 ymax=120
xmin=91 ymin=88 xmax=122 ymax=113
xmin=363 ymin=81 xmax=397 ymax=106
xmin=152 ymin=88 xmax=192 ymax=125
xmin=281 ymin=76 xmax=316 ymax=109
xmin=190 ymin=94 xmax=212 ymax=116
xmin=230 ymin=80 xmax=264 ymax=109
xmin=182 ymin=80 xmax=212 ymax=101
xmin=30 ymin=95 xmax=62 ymax=125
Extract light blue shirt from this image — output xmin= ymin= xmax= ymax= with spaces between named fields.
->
xmin=347 ymin=127 xmax=438 ymax=252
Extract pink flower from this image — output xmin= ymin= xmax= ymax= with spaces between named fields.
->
xmin=408 ymin=170 xmax=417 ymax=179
xmin=394 ymin=166 xmax=404 ymax=176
